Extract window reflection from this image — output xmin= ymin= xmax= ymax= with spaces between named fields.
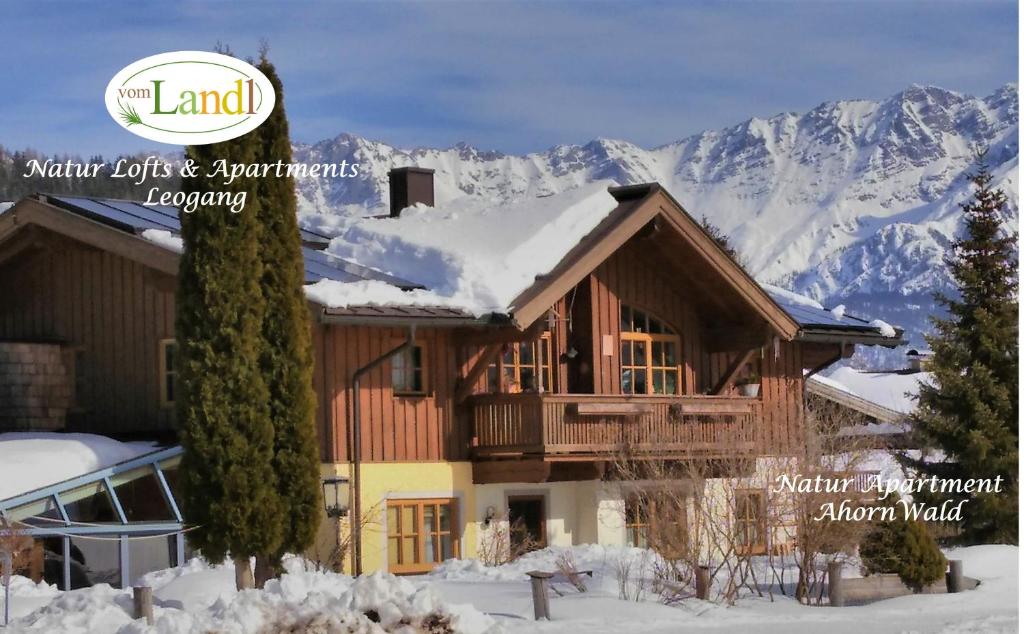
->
xmin=62 ymin=482 xmax=118 ymax=524
xmin=111 ymin=467 xmax=174 ymax=522
xmin=69 ymin=536 xmax=120 ymax=589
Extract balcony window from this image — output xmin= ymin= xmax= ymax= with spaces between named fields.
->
xmin=486 ymin=333 xmax=552 ymax=393
xmin=620 ymin=305 xmax=681 ymax=395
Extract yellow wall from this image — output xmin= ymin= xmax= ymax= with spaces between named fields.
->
xmin=316 ymin=462 xmax=476 ymax=575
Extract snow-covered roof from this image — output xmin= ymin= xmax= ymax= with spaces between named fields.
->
xmin=316 ymin=182 xmax=620 ymax=316
xmin=0 ymin=432 xmax=160 ymax=501
xmin=12 ymin=189 xmax=900 ymax=341
xmin=815 ymin=366 xmax=933 ymax=415
xmin=36 ymin=195 xmax=419 ymax=289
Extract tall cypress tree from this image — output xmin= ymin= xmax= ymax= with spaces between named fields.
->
xmin=906 ymin=156 xmax=1018 ymax=544
xmin=252 ymin=53 xmax=323 ymax=585
xmin=176 ymin=132 xmax=283 ymax=589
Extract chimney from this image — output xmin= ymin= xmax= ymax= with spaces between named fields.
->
xmin=388 ymin=167 xmax=435 ymax=217
xmin=906 ymin=349 xmax=931 ymax=373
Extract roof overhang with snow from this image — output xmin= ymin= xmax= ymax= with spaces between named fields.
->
xmin=806 ymin=375 xmax=904 ymax=424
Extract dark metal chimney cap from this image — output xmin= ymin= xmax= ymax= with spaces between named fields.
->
xmin=388 ymin=167 xmax=436 ymax=218
xmin=389 ymin=166 xmax=436 ymax=175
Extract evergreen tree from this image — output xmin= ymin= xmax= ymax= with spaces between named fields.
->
xmin=899 ymin=520 xmax=948 ymax=592
xmin=176 ymin=132 xmax=283 ymax=589
xmin=251 ymin=53 xmax=323 ymax=585
xmin=860 ymin=506 xmax=947 ymax=592
xmin=905 ymin=155 xmax=1018 ymax=544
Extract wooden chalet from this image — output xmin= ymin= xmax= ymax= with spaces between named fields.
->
xmin=0 ymin=170 xmax=903 ymax=575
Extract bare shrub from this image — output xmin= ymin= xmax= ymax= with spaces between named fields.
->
xmin=0 ymin=515 xmax=32 ymax=576
xmin=476 ymin=513 xmax=541 ymax=567
xmin=476 ymin=512 xmax=511 ymax=567
xmin=615 ymin=549 xmax=653 ymax=602
xmin=613 ymin=427 xmax=766 ymax=605
xmin=773 ymin=400 xmax=879 ymax=604
xmin=554 ymin=548 xmax=587 ymax=592
xmin=307 ymin=501 xmax=383 ymax=574
xmin=610 ymin=400 xmax=881 ymax=606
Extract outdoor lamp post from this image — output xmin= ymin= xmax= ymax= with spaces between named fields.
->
xmin=322 ymin=476 xmax=350 ymax=518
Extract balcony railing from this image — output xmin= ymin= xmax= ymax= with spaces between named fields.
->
xmin=468 ymin=393 xmax=761 ymax=458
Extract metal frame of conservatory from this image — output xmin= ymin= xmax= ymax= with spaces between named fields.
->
xmin=0 ymin=446 xmax=184 ymax=590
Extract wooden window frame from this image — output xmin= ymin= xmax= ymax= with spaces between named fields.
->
xmin=386 ymin=498 xmax=459 ymax=574
xmin=487 ymin=333 xmax=553 ymax=394
xmin=158 ymin=339 xmax=177 ymax=408
xmin=619 ymin=305 xmax=682 ymax=396
xmin=625 ymin=493 xmax=688 ymax=556
xmin=735 ymin=489 xmax=767 ymax=555
xmin=391 ymin=343 xmax=429 ymax=397
xmin=624 ymin=495 xmax=650 ymax=548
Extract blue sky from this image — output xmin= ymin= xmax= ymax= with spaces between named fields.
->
xmin=3 ymin=1 xmax=1017 ymax=157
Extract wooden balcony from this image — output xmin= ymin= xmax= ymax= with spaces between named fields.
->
xmin=468 ymin=393 xmax=762 ymax=459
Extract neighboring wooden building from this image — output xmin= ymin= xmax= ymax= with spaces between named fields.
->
xmin=0 ymin=173 xmax=903 ymax=574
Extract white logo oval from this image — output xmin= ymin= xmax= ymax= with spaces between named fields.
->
xmin=105 ymin=51 xmax=276 ymax=145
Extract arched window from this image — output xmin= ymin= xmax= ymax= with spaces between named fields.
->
xmin=620 ymin=304 xmax=682 ymax=395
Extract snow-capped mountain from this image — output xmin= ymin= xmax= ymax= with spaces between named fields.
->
xmin=293 ymin=84 xmax=1018 ymax=366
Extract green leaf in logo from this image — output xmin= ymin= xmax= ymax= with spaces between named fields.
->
xmin=118 ymin=102 xmax=143 ymax=126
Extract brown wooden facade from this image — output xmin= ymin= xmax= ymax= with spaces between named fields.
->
xmin=0 ymin=229 xmax=177 ymax=435
xmin=0 ymin=189 xmax=868 ymax=483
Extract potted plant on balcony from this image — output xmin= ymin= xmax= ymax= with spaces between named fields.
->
xmin=736 ymin=371 xmax=761 ymax=397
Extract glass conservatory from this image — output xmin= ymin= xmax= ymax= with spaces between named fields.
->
xmin=0 ymin=446 xmax=185 ymax=590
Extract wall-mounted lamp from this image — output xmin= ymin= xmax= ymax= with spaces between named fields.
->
xmin=483 ymin=505 xmax=497 ymax=527
xmin=559 ymin=346 xmax=578 ymax=363
xmin=322 ymin=476 xmax=350 ymax=518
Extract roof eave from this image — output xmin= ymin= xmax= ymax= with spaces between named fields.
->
xmin=319 ymin=307 xmax=509 ymax=327
xmin=796 ymin=327 xmax=907 ymax=348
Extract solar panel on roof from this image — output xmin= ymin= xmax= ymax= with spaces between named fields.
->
xmin=94 ymin=199 xmax=181 ymax=232
xmin=302 ymin=257 xmax=365 ymax=284
xmin=298 ymin=228 xmax=330 ymax=245
xmin=50 ymin=196 xmax=167 ymax=232
xmin=767 ymin=293 xmax=874 ymax=330
xmin=47 ymin=194 xmax=423 ymax=292
xmin=302 ymin=248 xmax=421 ymax=289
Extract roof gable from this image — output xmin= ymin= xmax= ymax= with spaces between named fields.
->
xmin=507 ymin=184 xmax=801 ymax=338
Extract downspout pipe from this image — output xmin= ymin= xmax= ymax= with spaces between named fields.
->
xmin=348 ymin=325 xmax=416 ymax=576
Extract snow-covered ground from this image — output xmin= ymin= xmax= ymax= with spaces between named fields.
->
xmin=425 ymin=544 xmax=1018 ymax=633
xmin=1 ymin=557 xmax=494 ymax=633
xmin=1 ymin=544 xmax=1015 ymax=633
